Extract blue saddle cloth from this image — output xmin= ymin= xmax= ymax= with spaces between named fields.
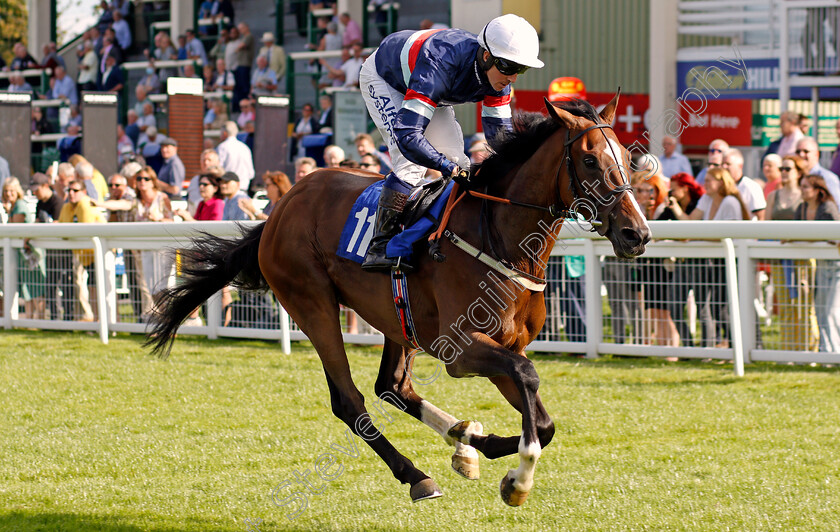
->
xmin=337 ymin=180 xmax=454 ymax=264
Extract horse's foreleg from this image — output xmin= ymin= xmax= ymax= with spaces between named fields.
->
xmin=488 ymin=375 xmax=555 ymax=449
xmin=375 ymin=339 xmax=482 ymax=480
xmin=443 ymin=333 xmax=547 ymax=507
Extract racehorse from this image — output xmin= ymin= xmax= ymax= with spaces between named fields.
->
xmin=147 ymin=94 xmax=651 ymax=507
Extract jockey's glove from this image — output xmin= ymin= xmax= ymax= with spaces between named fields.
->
xmin=452 ymin=167 xmax=472 ymax=187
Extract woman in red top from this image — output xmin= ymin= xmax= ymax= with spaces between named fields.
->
xmin=176 ymin=168 xmax=224 ymax=221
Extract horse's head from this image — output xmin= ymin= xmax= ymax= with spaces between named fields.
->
xmin=545 ymin=93 xmax=650 ymax=258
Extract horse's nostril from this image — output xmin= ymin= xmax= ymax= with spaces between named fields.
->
xmin=621 ymin=227 xmax=643 ymax=246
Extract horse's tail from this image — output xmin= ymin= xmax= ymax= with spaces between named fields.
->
xmin=145 ymin=223 xmax=268 ymax=358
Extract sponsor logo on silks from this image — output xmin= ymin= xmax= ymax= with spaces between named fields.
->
xmin=369 ymin=84 xmax=398 ymax=142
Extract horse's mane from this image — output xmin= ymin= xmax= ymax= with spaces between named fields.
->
xmin=471 ymin=99 xmax=601 ymax=186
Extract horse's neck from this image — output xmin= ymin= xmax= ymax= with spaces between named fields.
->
xmin=484 ymin=142 xmax=564 ymax=277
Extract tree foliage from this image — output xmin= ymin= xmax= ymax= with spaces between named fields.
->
xmin=57 ymin=0 xmax=89 ymax=46
xmin=0 ymin=0 xmax=29 ymax=66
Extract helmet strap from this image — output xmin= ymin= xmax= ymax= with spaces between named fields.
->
xmin=476 ymin=47 xmax=493 ymax=71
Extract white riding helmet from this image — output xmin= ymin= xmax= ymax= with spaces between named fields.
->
xmin=478 ymin=14 xmax=544 ymax=69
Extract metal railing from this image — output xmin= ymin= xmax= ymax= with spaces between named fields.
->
xmin=678 ymin=0 xmax=780 ymax=42
xmin=2 ymin=220 xmax=840 ymax=374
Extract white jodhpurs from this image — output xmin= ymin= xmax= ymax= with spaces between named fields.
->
xmin=360 ymin=51 xmax=470 ymax=186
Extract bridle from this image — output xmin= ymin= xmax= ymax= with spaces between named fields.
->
xmin=428 ymin=120 xmax=633 ymax=289
xmin=467 ymin=121 xmax=633 ymax=229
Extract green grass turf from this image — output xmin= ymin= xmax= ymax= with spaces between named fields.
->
xmin=1 ymin=330 xmax=839 ymax=531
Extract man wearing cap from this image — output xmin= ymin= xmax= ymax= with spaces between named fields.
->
xmin=31 ymin=172 xmax=62 ymax=223
xmin=258 ymin=32 xmax=286 ymax=82
xmin=218 ymin=171 xmax=250 ymax=221
xmin=157 ymin=138 xmax=186 ymax=199
xmin=358 ymin=14 xmax=544 ymax=271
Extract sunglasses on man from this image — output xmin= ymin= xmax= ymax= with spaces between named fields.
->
xmin=481 ymin=33 xmax=529 ymax=76
xmin=492 ymin=56 xmax=529 ymax=76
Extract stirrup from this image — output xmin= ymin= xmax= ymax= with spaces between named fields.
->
xmin=392 ymin=256 xmax=414 ymax=273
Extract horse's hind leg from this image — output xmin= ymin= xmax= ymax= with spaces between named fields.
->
xmin=374 ymin=339 xmax=482 ymax=480
xmin=289 ymin=298 xmax=441 ymax=502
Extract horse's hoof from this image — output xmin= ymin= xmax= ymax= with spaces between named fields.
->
xmin=410 ymin=478 xmax=443 ymax=502
xmin=499 ymin=472 xmax=530 ymax=507
xmin=451 ymin=451 xmax=480 ymax=480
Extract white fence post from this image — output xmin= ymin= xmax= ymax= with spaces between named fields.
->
xmin=104 ymin=247 xmax=118 ymax=328
xmin=584 ymin=239 xmax=602 ymax=358
xmin=723 ymin=238 xmax=744 ymax=377
xmin=92 ymin=237 xmax=109 ymax=344
xmin=736 ymin=239 xmax=756 ymax=364
xmin=2 ymin=238 xmax=14 ymax=329
xmin=280 ymin=305 xmax=291 ymax=355
xmin=206 ymin=290 xmax=221 ymax=339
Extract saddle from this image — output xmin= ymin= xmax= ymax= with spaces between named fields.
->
xmin=336 ymin=178 xmax=455 ymax=265
xmin=402 ymin=176 xmax=452 ymax=227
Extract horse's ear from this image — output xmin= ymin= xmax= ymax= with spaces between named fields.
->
xmin=544 ymin=97 xmax=589 ymax=130
xmin=599 ymin=88 xmax=622 ymax=124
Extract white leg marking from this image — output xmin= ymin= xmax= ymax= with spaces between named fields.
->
xmin=510 ymin=435 xmax=542 ymax=493
xmin=419 ymin=400 xmax=483 ymax=447
xmin=454 ymin=441 xmax=479 ymax=460
xmin=419 ymin=400 xmax=461 ymax=443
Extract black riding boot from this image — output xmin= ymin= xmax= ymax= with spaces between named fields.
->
xmin=362 ymin=186 xmax=412 ymax=272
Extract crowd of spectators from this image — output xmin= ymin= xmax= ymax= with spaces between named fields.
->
xmin=2 ymin=5 xmax=838 ymax=350
xmin=596 ymin=117 xmax=840 ymax=353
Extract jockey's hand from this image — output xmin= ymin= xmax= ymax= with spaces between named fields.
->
xmin=452 ymin=167 xmax=471 ymax=187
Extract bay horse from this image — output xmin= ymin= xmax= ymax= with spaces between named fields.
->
xmin=147 ymin=94 xmax=651 ymax=507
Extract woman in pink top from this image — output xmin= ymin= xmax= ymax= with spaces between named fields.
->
xmin=177 ymin=169 xmax=224 ymax=221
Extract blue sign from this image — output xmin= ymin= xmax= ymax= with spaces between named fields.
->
xmin=677 ymin=57 xmax=840 ymax=100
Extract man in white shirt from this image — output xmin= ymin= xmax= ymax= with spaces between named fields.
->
xmin=722 ymin=148 xmax=766 ymax=220
xmin=660 ymin=136 xmax=693 ymax=177
xmin=216 ymin=121 xmax=255 ymax=194
xmin=77 ymin=40 xmax=98 ymax=91
xmin=318 ymin=44 xmax=364 ymax=89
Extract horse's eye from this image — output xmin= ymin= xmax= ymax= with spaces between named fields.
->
xmin=583 ymin=156 xmax=598 ymax=169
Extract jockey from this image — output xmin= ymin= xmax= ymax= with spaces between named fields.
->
xmin=359 ymin=14 xmax=544 ymax=271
